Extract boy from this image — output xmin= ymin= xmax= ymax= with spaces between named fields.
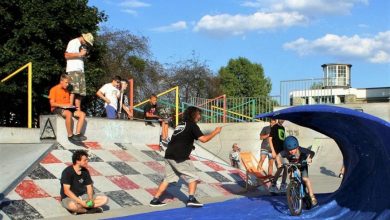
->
xmin=143 ymin=94 xmax=169 ymax=148
xmin=283 ymin=136 xmax=317 ymax=206
xmin=229 ymin=143 xmax=241 ymax=168
xmin=96 ymin=76 xmax=121 ymax=119
xmin=49 ymin=74 xmax=87 ymax=143
xmin=257 ymin=119 xmax=276 ymax=176
xmin=117 ymin=80 xmax=132 ymax=119
xmin=150 ymin=106 xmax=222 ymax=207
xmin=269 ymin=119 xmax=287 ymax=193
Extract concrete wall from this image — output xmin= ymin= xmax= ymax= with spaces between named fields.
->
xmin=39 ymin=115 xmax=172 ymax=145
xmin=0 ymin=127 xmax=40 ymax=143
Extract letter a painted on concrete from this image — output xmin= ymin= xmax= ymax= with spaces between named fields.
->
xmin=40 ymin=118 xmax=56 ymax=139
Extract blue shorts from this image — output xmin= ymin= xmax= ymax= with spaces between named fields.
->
xmin=105 ymin=105 xmax=117 ymax=119
xmin=260 ymin=149 xmax=272 ymax=159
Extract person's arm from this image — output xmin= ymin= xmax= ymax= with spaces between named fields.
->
xmin=301 ymin=147 xmax=315 ymax=163
xmin=96 ymin=90 xmax=111 ymax=104
xmin=268 ymin=136 xmax=277 ymax=158
xmin=86 ymin=184 xmax=94 ymax=201
xmin=198 ymin=127 xmax=222 ymax=143
xmin=64 ymin=40 xmax=86 ymax=60
xmin=49 ymin=98 xmax=73 ymax=108
xmin=63 ymin=184 xmax=88 ymax=208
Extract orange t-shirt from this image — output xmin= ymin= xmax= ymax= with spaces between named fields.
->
xmin=49 ymin=84 xmax=71 ymax=112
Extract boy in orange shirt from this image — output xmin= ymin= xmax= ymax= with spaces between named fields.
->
xmin=49 ymin=74 xmax=86 ymax=143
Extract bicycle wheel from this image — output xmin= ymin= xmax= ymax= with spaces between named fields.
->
xmin=286 ymin=180 xmax=303 ymax=216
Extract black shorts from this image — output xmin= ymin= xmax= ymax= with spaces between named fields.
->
xmin=300 ymin=165 xmax=309 ymax=178
xmin=52 ymin=107 xmax=75 ymax=116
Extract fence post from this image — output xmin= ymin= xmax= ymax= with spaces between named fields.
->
xmin=223 ymin=94 xmax=226 ymax=123
xmin=128 ymin=78 xmax=134 ymax=117
xmin=27 ymin=62 xmax=32 ymax=128
xmin=175 ymin=86 xmax=179 ymax=126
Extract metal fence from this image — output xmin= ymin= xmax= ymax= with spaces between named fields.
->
xmin=279 ymin=78 xmax=347 ymax=106
xmin=187 ymin=95 xmax=279 ymax=123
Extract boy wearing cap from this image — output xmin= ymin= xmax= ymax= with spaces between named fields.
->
xmin=64 ymin=33 xmax=94 ymax=111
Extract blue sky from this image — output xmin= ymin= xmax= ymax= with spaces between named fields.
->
xmin=89 ymin=0 xmax=390 ymax=95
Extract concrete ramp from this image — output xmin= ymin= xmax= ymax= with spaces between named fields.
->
xmin=0 ymin=143 xmax=53 ymax=196
xmin=0 ymin=117 xmax=249 ymax=219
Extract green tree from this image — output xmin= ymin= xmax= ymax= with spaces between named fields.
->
xmin=168 ymin=53 xmax=217 ymax=102
xmin=0 ymin=0 xmax=106 ymax=126
xmin=218 ymin=57 xmax=271 ymax=97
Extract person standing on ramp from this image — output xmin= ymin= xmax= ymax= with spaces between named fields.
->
xmin=150 ymin=106 xmax=222 ymax=207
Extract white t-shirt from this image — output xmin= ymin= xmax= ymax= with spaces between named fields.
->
xmin=65 ymin=38 xmax=84 ymax=73
xmin=99 ymin=83 xmax=120 ymax=110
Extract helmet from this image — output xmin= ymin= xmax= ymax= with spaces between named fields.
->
xmin=284 ymin=136 xmax=299 ymax=151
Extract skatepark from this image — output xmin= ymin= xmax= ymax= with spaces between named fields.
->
xmin=1 ymin=105 xmax=388 ymax=219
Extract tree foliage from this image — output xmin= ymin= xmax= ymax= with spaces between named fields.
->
xmin=218 ymin=57 xmax=271 ymax=97
xmin=0 ymin=0 xmax=106 ymax=126
xmin=167 ymin=53 xmax=219 ymax=103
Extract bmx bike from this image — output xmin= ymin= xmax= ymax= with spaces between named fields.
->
xmin=285 ymin=160 xmax=313 ymax=216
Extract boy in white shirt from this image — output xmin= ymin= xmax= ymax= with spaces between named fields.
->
xmin=96 ymin=76 xmax=121 ymax=119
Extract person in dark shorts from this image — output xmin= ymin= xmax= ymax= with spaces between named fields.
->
xmin=258 ymin=118 xmax=276 ymax=176
xmin=268 ymin=119 xmax=287 ymax=193
xmin=60 ymin=150 xmax=108 ymax=214
xmin=49 ymin=74 xmax=87 ymax=143
xmin=143 ymin=94 xmax=170 ymax=148
xmin=149 ymin=106 xmax=222 ymax=208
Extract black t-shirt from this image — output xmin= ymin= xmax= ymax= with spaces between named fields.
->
xmin=270 ymin=123 xmax=285 ymax=154
xmin=143 ymin=102 xmax=158 ymax=120
xmin=60 ymin=166 xmax=93 ymax=199
xmin=165 ymin=121 xmax=204 ymax=162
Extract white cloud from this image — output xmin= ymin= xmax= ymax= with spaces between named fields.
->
xmin=119 ymin=0 xmax=150 ymax=8
xmin=283 ymin=31 xmax=390 ymax=63
xmin=152 ymin=21 xmax=188 ymax=32
xmin=241 ymin=0 xmax=368 ymax=16
xmin=119 ymin=0 xmax=150 ymax=16
xmin=193 ymin=12 xmax=307 ymax=35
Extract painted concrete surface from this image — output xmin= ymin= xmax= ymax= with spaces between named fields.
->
xmin=0 ymin=117 xmax=344 ymax=219
xmin=0 ymin=143 xmax=52 ymax=195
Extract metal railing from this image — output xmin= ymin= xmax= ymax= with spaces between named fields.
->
xmin=133 ymin=86 xmax=179 ymax=126
xmin=279 ymin=78 xmax=349 ymax=106
xmin=1 ymin=62 xmax=33 ymax=128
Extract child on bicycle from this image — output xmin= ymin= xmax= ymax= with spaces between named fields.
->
xmin=283 ymin=136 xmax=318 ymax=206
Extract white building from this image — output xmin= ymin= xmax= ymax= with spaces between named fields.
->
xmin=290 ymin=64 xmax=390 ymax=105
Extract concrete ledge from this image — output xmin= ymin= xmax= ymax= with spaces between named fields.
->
xmin=0 ymin=127 xmax=40 ymax=143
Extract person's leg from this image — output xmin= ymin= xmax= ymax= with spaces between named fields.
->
xmin=62 ymin=198 xmax=87 ymax=214
xmin=74 ymin=95 xmax=81 ymax=110
xmin=70 ymin=94 xmax=75 ymax=107
xmin=62 ymin=110 xmax=73 ymax=137
xmin=93 ymin=195 xmax=108 ymax=208
xmin=268 ymin=157 xmax=274 ymax=176
xmin=74 ymin=111 xmax=86 ymax=135
xmin=257 ymin=154 xmax=266 ymax=173
xmin=154 ymin=181 xmax=170 ymax=199
xmin=161 ymin=121 xmax=168 ymax=141
xmin=188 ymin=180 xmax=198 ymax=195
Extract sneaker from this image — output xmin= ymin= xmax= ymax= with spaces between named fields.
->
xmin=310 ymin=195 xmax=318 ymax=206
xmin=160 ymin=139 xmax=168 ymax=148
xmin=338 ymin=173 xmax=343 ymax=178
xmin=86 ymin=207 xmax=103 ymax=214
xmin=279 ymin=183 xmax=287 ymax=193
xmin=149 ymin=198 xmax=166 ymax=207
xmin=75 ymin=134 xmax=87 ymax=141
xmin=187 ymin=197 xmax=203 ymax=207
xmin=269 ymin=185 xmax=278 ymax=193
xmin=68 ymin=135 xmax=82 ymax=142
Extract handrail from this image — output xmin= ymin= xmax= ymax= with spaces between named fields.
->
xmin=133 ymin=86 xmax=179 ymax=126
xmin=1 ymin=62 xmax=32 ymax=128
xmin=181 ymin=102 xmax=244 ymax=122
xmin=211 ymin=105 xmax=261 ymax=122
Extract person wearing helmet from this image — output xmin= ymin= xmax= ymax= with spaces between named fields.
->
xmin=284 ymin=136 xmax=317 ymax=206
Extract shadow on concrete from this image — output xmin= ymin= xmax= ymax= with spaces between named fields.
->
xmin=320 ymin=167 xmax=337 ymax=177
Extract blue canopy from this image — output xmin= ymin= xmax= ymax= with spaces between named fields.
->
xmin=255 ymin=104 xmax=390 ymax=218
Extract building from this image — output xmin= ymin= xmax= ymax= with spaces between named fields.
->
xmin=289 ymin=63 xmax=390 ymax=105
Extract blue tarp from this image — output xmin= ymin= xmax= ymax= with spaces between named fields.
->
xmin=109 ymin=105 xmax=390 ymax=219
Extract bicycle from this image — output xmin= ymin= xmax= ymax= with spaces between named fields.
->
xmin=285 ymin=160 xmax=313 ymax=216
